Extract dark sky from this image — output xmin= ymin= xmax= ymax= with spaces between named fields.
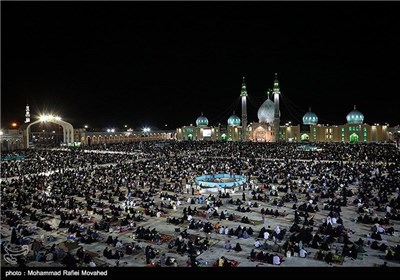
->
xmin=2 ymin=1 xmax=400 ymax=130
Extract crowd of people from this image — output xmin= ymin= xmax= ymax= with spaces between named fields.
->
xmin=1 ymin=141 xmax=399 ymax=267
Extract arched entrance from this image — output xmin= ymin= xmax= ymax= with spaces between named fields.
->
xmin=221 ymin=133 xmax=227 ymax=142
xmin=349 ymin=133 xmax=359 ymax=143
xmin=187 ymin=134 xmax=193 ymax=141
xmin=26 ymin=116 xmax=74 ymax=148
xmin=252 ymin=126 xmax=273 ymax=142
xmin=301 ymin=133 xmax=309 ymax=141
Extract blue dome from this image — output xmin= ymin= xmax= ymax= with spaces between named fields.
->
xmin=303 ymin=108 xmax=318 ymax=125
xmin=196 ymin=113 xmax=209 ymax=127
xmin=346 ymin=106 xmax=364 ymax=124
xmin=228 ymin=113 xmax=241 ymax=126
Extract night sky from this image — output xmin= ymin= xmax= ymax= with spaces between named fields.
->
xmin=2 ymin=2 xmax=400 ymax=130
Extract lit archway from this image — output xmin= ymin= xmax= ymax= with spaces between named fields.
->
xmin=221 ymin=133 xmax=227 ymax=142
xmin=349 ymin=133 xmax=359 ymax=143
xmin=301 ymin=134 xmax=309 ymax=141
xmin=26 ymin=115 xmax=74 ymax=148
xmin=252 ymin=126 xmax=271 ymax=142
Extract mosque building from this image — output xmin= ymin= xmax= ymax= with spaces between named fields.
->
xmin=1 ymin=77 xmax=397 ymax=152
xmin=300 ymin=105 xmax=390 ymax=143
xmin=176 ymin=74 xmax=392 ymax=143
xmin=176 ymin=74 xmax=299 ymax=142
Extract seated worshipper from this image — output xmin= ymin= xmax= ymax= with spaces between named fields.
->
xmin=234 ymin=243 xmax=242 ymax=252
xmin=250 ymin=249 xmax=257 ymax=260
xmin=103 ymin=247 xmax=112 ymax=259
xmin=324 ymin=252 xmax=333 ymax=264
xmin=165 ymin=256 xmax=177 ymax=267
xmin=264 ymin=231 xmax=270 ymax=241
xmin=106 ymin=235 xmax=114 ymax=245
xmin=273 ymin=254 xmax=281 ymax=265
xmin=217 ymin=256 xmax=226 ymax=267
xmin=116 ymin=240 xmax=123 ymax=249
xmin=256 ymin=251 xmax=265 ymax=261
xmin=299 ymin=248 xmax=308 ymax=258
xmin=374 ymin=224 xmax=385 ymax=234
xmin=126 ymin=244 xmax=134 ymax=255
xmin=76 ymin=247 xmax=85 ymax=260
xmin=254 ymin=239 xmax=262 ymax=248
xmin=371 ymin=231 xmax=382 ymax=241
xmin=224 ymin=240 xmax=232 ymax=250
xmin=83 ymin=253 xmax=92 ymax=264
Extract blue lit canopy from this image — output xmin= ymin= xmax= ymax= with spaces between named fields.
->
xmin=196 ymin=112 xmax=209 ymax=127
xmin=302 ymin=107 xmax=318 ymax=125
xmin=227 ymin=111 xmax=241 ymax=126
xmin=346 ymin=105 xmax=364 ymax=124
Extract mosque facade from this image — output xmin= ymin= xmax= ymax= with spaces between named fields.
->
xmin=176 ymin=75 xmax=394 ymax=143
xmin=1 ymin=78 xmax=398 ymax=152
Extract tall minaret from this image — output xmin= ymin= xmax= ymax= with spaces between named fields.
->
xmin=273 ymin=73 xmax=281 ymax=142
xmin=240 ymin=77 xmax=248 ymax=141
xmin=25 ymin=102 xmax=30 ymax=123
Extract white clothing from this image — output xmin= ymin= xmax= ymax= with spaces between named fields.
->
xmin=273 ymin=255 xmax=280 ymax=265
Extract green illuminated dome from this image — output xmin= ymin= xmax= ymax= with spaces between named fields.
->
xmin=303 ymin=107 xmax=318 ymax=125
xmin=227 ymin=112 xmax=241 ymax=126
xmin=196 ymin=112 xmax=209 ymax=127
xmin=346 ymin=105 xmax=364 ymax=124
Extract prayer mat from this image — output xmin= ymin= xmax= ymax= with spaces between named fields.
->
xmin=127 ymin=249 xmax=142 ymax=257
xmin=249 ymin=219 xmax=263 ymax=226
xmin=332 ymin=254 xmax=344 ymax=265
xmin=85 ymin=250 xmax=99 ymax=258
xmin=195 ymin=212 xmax=207 ymax=218
xmin=140 ymin=233 xmax=174 ymax=244
xmin=93 ymin=257 xmax=110 ymax=267
xmin=112 ymin=225 xmax=136 ymax=234
xmin=159 ymin=233 xmax=174 ymax=243
xmin=187 ymin=234 xmax=219 ymax=247
xmin=58 ymin=241 xmax=80 ymax=252
xmin=213 ymin=258 xmax=239 ymax=267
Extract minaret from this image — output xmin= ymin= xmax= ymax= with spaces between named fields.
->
xmin=25 ymin=102 xmax=30 ymax=123
xmin=273 ymin=73 xmax=281 ymax=142
xmin=240 ymin=77 xmax=248 ymax=141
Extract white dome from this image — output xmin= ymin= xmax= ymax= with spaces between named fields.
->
xmin=258 ymin=99 xmax=275 ymax=123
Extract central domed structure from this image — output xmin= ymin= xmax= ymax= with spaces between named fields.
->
xmin=196 ymin=112 xmax=209 ymax=127
xmin=303 ymin=107 xmax=318 ymax=125
xmin=346 ymin=105 xmax=364 ymax=124
xmin=258 ymin=98 xmax=275 ymax=124
xmin=227 ymin=112 xmax=241 ymax=126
